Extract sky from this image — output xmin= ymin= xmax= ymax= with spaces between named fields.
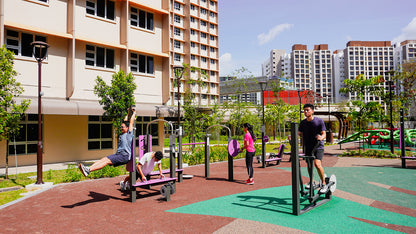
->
xmin=218 ymin=0 xmax=416 ymax=77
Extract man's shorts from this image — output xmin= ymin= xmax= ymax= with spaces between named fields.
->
xmin=305 ymin=149 xmax=324 ymax=161
xmin=107 ymin=153 xmax=129 ymax=167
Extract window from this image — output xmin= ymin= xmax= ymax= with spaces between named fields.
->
xmin=85 ymin=45 xmax=114 ymax=69
xmin=7 ymin=114 xmax=41 ymax=155
xmin=200 ymin=8 xmax=207 ymax=15
xmin=210 ymin=47 xmax=215 ymax=53
xmin=190 ymin=29 xmax=195 ymax=35
xmin=86 ymin=0 xmax=115 ymax=20
xmin=6 ymin=30 xmax=47 ymax=58
xmin=130 ymin=7 xmax=154 ymax=31
xmin=88 ymin=116 xmax=113 ymax=150
xmin=190 ymin=4 xmax=195 ymax=10
xmin=130 ymin=53 xmax=154 ymax=74
xmin=174 ymin=40 xmax=181 ymax=49
xmin=174 ymin=28 xmax=181 ymax=36
xmin=174 ymin=53 xmax=181 ymax=62
xmin=201 ymin=45 xmax=207 ymax=50
xmin=210 ymin=59 xmax=215 ymax=64
xmin=209 ymin=12 xmax=215 ymax=17
xmin=191 ymin=42 xmax=195 ymax=48
xmin=210 ymin=35 xmax=215 ymax=41
xmin=201 ymin=57 xmax=207 ymax=63
xmin=210 ymin=23 xmax=215 ymax=29
xmin=190 ymin=17 xmax=195 ymax=23
xmin=200 ymin=20 xmax=206 ymax=26
xmin=174 ymin=2 xmax=181 ymax=10
xmin=200 ymin=32 xmax=207 ymax=38
xmin=191 ymin=54 xmax=195 ymax=60
xmin=174 ymin=15 xmax=181 ymax=23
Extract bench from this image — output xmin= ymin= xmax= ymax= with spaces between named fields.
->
xmin=265 ymin=144 xmax=285 ymax=166
xmin=132 ymin=177 xmax=177 ymax=187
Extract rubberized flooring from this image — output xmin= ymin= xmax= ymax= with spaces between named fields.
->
xmin=1 ymin=153 xmax=415 ymax=233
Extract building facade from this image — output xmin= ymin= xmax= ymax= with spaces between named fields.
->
xmin=0 ymin=0 xmax=218 ymax=168
xmin=343 ymin=41 xmax=394 ymax=103
xmin=169 ymin=0 xmax=219 ymax=107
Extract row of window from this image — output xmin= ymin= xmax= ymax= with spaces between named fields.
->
xmin=8 ymin=115 xmax=160 ymax=154
xmin=348 ymin=56 xmax=393 ymax=61
xmin=349 ymin=51 xmax=393 ymax=56
xmin=5 ymin=29 xmax=155 ymax=75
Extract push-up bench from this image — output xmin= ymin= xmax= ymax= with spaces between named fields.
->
xmin=265 ymin=144 xmax=285 ymax=166
xmin=126 ymin=137 xmax=179 ymax=202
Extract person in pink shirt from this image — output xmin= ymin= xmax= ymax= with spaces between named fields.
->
xmin=239 ymin=123 xmax=256 ymax=185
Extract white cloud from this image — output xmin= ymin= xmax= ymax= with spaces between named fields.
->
xmin=392 ymin=17 xmax=416 ymax=45
xmin=219 ymin=53 xmax=233 ymax=76
xmin=257 ymin=23 xmax=294 ymax=45
xmin=346 ymin=35 xmax=352 ymax=42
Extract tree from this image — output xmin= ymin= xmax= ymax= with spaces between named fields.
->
xmin=265 ymin=100 xmax=290 ymax=140
xmin=222 ymin=67 xmax=257 ymax=136
xmin=179 ymin=64 xmax=211 ymax=144
xmin=94 ymin=70 xmax=136 ymax=136
xmin=339 ymin=74 xmax=385 ymax=131
xmin=0 ymin=45 xmax=30 ymax=178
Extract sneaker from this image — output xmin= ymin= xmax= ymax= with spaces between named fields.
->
xmin=305 ymin=182 xmax=315 ymax=189
xmin=246 ymin=179 xmax=254 ymax=185
xmin=78 ymin=163 xmax=90 ymax=177
xmin=320 ymin=184 xmax=329 ymax=193
xmin=120 ymin=181 xmax=126 ymax=191
xmin=125 ymin=181 xmax=130 ymax=190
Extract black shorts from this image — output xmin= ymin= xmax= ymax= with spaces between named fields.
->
xmin=107 ymin=153 xmax=129 ymax=167
xmin=305 ymin=149 xmax=324 ymax=161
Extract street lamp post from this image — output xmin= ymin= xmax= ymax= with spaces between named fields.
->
xmin=327 ymin=94 xmax=332 ymax=143
xmin=31 ymin=41 xmax=49 ymax=185
xmin=259 ymin=81 xmax=267 ymax=168
xmin=297 ymin=90 xmax=302 ymax=123
xmin=385 ymin=71 xmax=395 ymax=154
xmin=173 ymin=65 xmax=184 ymax=182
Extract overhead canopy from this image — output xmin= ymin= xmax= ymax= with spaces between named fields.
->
xmin=16 ymin=98 xmax=182 ymax=117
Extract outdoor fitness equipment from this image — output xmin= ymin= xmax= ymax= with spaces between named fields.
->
xmin=205 ymin=125 xmax=236 ymax=181
xmin=290 ymin=122 xmax=337 ymax=215
xmin=127 ymin=119 xmax=181 ymax=202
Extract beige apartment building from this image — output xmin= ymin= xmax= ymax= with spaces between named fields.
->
xmin=169 ymin=0 xmax=219 ymax=106
xmin=0 ymin=0 xmax=218 ymax=168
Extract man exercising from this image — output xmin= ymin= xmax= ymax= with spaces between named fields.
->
xmin=120 ymin=151 xmax=164 ymax=191
xmin=299 ymin=103 xmax=328 ymax=193
xmin=78 ymin=107 xmax=136 ymax=177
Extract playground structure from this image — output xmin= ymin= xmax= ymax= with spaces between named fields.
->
xmin=338 ymin=129 xmax=416 ymax=146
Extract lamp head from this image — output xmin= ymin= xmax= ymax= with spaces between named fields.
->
xmin=31 ymin=41 xmax=49 ymax=62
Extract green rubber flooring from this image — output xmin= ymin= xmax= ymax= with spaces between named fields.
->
xmin=168 ymin=167 xmax=416 ymax=233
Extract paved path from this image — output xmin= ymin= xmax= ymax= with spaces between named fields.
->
xmin=1 ymin=143 xmax=415 ymax=233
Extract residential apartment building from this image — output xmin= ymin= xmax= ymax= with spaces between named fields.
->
xmin=0 ymin=0 xmax=218 ymax=168
xmin=343 ymin=41 xmax=394 ymax=103
xmin=169 ymin=0 xmax=219 ymax=107
xmin=261 ymin=49 xmax=286 ymax=78
xmin=394 ymin=40 xmax=416 ymax=69
xmin=291 ymin=44 xmax=312 ymax=92
xmin=312 ymin=44 xmax=333 ymax=103
xmin=332 ymin=49 xmax=345 ymax=103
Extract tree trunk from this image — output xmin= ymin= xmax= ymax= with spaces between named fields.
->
xmin=5 ymin=140 xmax=9 ymax=179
